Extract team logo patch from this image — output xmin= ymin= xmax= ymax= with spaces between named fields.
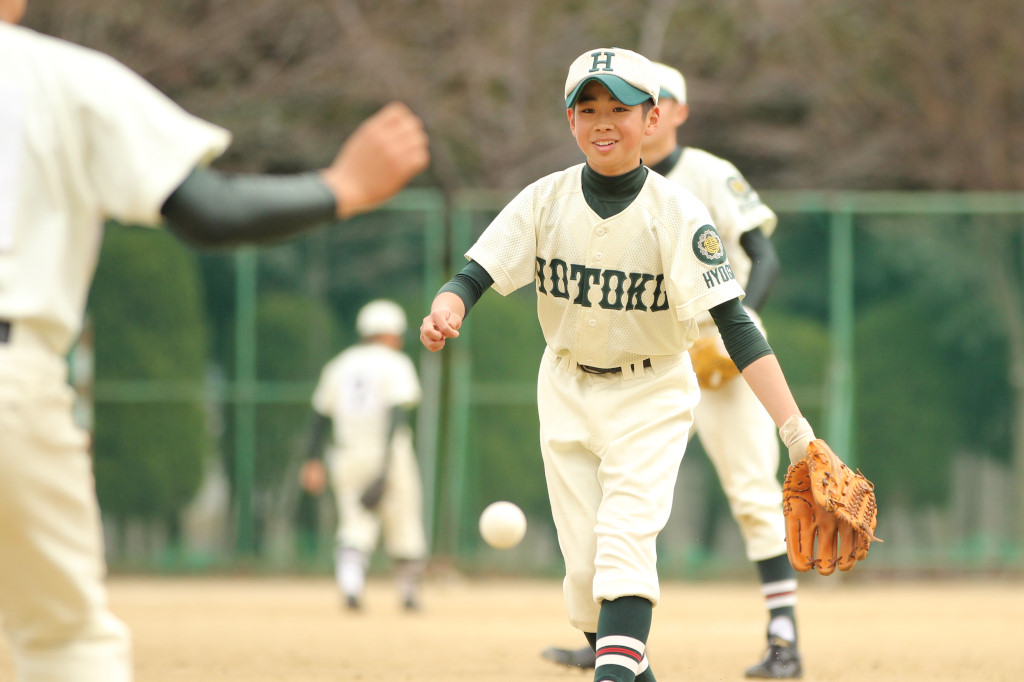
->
xmin=727 ymin=176 xmax=752 ymax=197
xmin=692 ymin=224 xmax=727 ymax=265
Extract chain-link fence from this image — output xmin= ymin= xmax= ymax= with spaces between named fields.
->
xmin=86 ymin=190 xmax=1024 ymax=576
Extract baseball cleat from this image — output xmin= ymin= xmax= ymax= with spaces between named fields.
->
xmin=344 ymin=594 xmax=362 ymax=611
xmin=540 ymin=645 xmax=596 ymax=669
xmin=744 ymin=637 xmax=803 ymax=678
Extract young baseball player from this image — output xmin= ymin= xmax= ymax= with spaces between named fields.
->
xmin=0 ymin=4 xmax=428 ymax=680
xmin=541 ymin=61 xmax=802 ymax=679
xmin=420 ymin=47 xmax=821 ymax=682
xmin=300 ymin=300 xmax=428 ymax=612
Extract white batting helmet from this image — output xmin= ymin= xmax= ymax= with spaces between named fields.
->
xmin=356 ymin=299 xmax=407 ymax=338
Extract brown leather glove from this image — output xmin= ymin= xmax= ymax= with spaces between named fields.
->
xmin=783 ymin=439 xmax=881 ymax=575
xmin=688 ymin=336 xmax=740 ymax=390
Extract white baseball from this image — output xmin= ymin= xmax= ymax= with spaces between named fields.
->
xmin=479 ymin=501 xmax=527 ymax=549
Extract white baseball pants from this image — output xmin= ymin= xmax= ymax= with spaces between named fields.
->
xmin=692 ymin=355 xmax=786 ymax=561
xmin=537 ymin=348 xmax=699 ymax=632
xmin=0 ymin=345 xmax=131 ymax=682
xmin=328 ymin=428 xmax=427 ymax=560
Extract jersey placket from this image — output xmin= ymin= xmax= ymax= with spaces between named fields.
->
xmin=576 ymin=220 xmax=612 ymax=367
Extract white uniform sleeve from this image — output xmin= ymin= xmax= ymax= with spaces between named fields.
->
xmin=465 ymin=185 xmax=538 ymax=296
xmin=705 ymin=160 xmax=777 ymax=241
xmin=69 ymin=48 xmax=231 ymax=227
xmin=663 ymin=196 xmax=745 ymax=321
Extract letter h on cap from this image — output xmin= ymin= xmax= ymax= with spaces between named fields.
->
xmin=589 ymin=51 xmax=615 ymax=72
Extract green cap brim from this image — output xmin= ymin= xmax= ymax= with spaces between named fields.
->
xmin=659 ymin=86 xmax=680 ymax=101
xmin=566 ymin=74 xmax=651 ymax=108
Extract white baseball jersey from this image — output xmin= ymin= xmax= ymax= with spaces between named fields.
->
xmin=466 ymin=163 xmax=744 ymax=368
xmin=659 ymin=147 xmax=778 ymax=335
xmin=0 ymin=23 xmax=230 ymax=357
xmin=312 ymin=343 xmax=421 ymax=452
xmin=0 ymin=24 xmax=229 ymax=682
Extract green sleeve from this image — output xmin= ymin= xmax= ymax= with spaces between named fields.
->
xmin=436 ymin=260 xmax=494 ymax=318
xmin=161 ymin=167 xmax=337 ymax=247
xmin=304 ymin=413 xmax=332 ymax=461
xmin=738 ymin=227 xmax=779 ymax=312
xmin=709 ymin=297 xmax=774 ymax=371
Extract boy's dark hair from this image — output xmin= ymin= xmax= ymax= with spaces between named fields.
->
xmin=642 ymin=100 xmax=655 ymax=117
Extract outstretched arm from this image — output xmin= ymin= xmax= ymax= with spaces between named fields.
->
xmin=320 ymin=102 xmax=430 ymax=220
xmin=420 ymin=292 xmax=466 ymax=352
xmin=162 ymin=102 xmax=429 ymax=247
xmin=711 ymin=301 xmax=880 ymax=576
xmin=420 ymin=260 xmax=493 ymax=351
xmin=709 ymin=297 xmax=815 ymax=463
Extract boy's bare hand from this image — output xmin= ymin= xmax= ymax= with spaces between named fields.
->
xmin=321 ymin=101 xmax=430 ymax=219
xmin=420 ymin=310 xmax=463 ymax=351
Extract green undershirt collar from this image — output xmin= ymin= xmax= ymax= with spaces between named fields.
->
xmin=581 ymin=162 xmax=648 ymax=220
xmin=648 ymin=146 xmax=683 ymax=177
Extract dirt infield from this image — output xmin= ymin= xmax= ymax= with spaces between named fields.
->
xmin=0 ymin=575 xmax=1022 ymax=681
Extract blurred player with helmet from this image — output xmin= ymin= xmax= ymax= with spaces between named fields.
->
xmin=0 ymin=2 xmax=428 ymax=679
xmin=540 ymin=60 xmax=802 ymax=679
xmin=300 ymin=300 xmax=428 ymax=612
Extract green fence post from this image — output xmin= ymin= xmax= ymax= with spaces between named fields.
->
xmin=414 ymin=191 xmax=447 ymax=552
xmin=826 ymin=205 xmax=855 ymax=466
xmin=234 ymin=247 xmax=258 ymax=556
xmin=440 ymin=200 xmax=474 ymax=557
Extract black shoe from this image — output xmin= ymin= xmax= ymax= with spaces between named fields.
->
xmin=345 ymin=594 xmax=362 ymax=611
xmin=540 ymin=645 xmax=596 ymax=669
xmin=745 ymin=637 xmax=803 ymax=679
xmin=403 ymin=596 xmax=420 ymax=612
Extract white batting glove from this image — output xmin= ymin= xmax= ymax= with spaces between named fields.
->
xmin=780 ymin=415 xmax=816 ymax=465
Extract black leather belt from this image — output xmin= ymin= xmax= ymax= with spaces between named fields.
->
xmin=0 ymin=320 xmax=9 ymax=344
xmin=578 ymin=358 xmax=652 ymax=375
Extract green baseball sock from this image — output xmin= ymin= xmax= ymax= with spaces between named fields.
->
xmin=594 ymin=596 xmax=656 ymax=682
xmin=756 ymin=553 xmax=798 ymax=644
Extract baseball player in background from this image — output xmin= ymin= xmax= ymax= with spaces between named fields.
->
xmin=541 ymin=61 xmax=802 ymax=679
xmin=299 ymin=300 xmax=428 ymax=612
xmin=0 ymin=2 xmax=428 ymax=679
xmin=420 ymin=47 xmax=822 ymax=682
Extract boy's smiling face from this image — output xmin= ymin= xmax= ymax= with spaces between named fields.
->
xmin=567 ymin=80 xmax=659 ymax=177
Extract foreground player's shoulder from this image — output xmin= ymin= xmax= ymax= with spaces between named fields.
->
xmin=11 ymin=24 xmax=133 ymax=85
xmin=490 ymin=163 xmax=587 ymax=228
xmin=527 ymin=163 xmax=587 ymax=202
xmin=643 ymin=170 xmax=711 ymax=222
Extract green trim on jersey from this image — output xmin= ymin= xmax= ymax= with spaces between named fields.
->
xmin=581 ymin=163 xmax=648 ymax=219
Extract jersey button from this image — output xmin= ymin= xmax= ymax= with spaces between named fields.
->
xmin=596 ymin=228 xmax=606 ymax=236
xmin=588 ymin=319 xmax=597 ymax=327
xmin=594 ymin=252 xmax=603 ymax=261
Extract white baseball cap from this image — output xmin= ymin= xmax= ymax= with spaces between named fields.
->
xmin=356 ymin=299 xmax=407 ymax=338
xmin=565 ymin=47 xmax=660 ymax=109
xmin=651 ymin=62 xmax=687 ymax=104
